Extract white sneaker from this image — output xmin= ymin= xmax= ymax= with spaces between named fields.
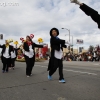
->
xmin=59 ymin=79 xmax=66 ymax=83
xmin=27 ymin=76 xmax=30 ymax=77
xmin=31 ymin=74 xmax=33 ymax=76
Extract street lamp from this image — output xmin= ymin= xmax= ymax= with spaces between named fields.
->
xmin=65 ymin=34 xmax=73 ymax=53
xmin=62 ymin=28 xmax=70 ymax=42
xmin=65 ymin=34 xmax=73 ymax=46
xmin=62 ymin=28 xmax=70 ymax=53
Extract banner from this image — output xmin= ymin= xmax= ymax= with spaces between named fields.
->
xmin=76 ymin=39 xmax=83 ymax=44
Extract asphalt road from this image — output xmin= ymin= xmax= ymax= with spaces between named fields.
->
xmin=0 ymin=61 xmax=100 ymax=100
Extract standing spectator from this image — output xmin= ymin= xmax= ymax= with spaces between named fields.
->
xmin=92 ymin=51 xmax=97 ymax=61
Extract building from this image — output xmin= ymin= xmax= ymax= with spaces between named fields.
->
xmin=35 ymin=47 xmax=88 ymax=57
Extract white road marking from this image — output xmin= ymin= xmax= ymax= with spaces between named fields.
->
xmin=93 ymin=64 xmax=99 ymax=66
xmin=35 ymin=65 xmax=41 ymax=66
xmin=36 ymin=65 xmax=97 ymax=76
xmin=63 ymin=69 xmax=97 ymax=76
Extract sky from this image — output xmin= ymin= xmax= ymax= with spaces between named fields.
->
xmin=0 ymin=0 xmax=100 ymax=50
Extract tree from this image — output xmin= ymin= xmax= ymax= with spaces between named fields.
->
xmin=97 ymin=45 xmax=100 ymax=52
xmin=88 ymin=45 xmax=94 ymax=52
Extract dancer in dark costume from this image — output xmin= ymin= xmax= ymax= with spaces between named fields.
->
xmin=23 ymin=36 xmax=45 ymax=77
xmin=10 ymin=46 xmax=20 ymax=69
xmin=0 ymin=40 xmax=13 ymax=73
xmin=70 ymin=0 xmax=100 ymax=29
xmin=48 ymin=28 xmax=67 ymax=83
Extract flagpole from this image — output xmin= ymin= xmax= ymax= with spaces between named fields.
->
xmin=77 ymin=45 xmax=78 ymax=54
xmin=62 ymin=28 xmax=70 ymax=53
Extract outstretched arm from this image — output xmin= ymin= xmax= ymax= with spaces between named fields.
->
xmin=14 ymin=48 xmax=20 ymax=50
xmin=79 ymin=3 xmax=100 ymax=28
xmin=0 ymin=44 xmax=3 ymax=48
xmin=70 ymin=0 xmax=100 ymax=28
xmin=62 ymin=44 xmax=67 ymax=48
xmin=51 ymin=37 xmax=65 ymax=45
xmin=34 ymin=43 xmax=43 ymax=48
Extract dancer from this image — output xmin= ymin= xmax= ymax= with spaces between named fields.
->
xmin=23 ymin=35 xmax=45 ymax=77
xmin=10 ymin=45 xmax=20 ymax=69
xmin=48 ymin=28 xmax=67 ymax=83
xmin=10 ymin=46 xmax=16 ymax=69
xmin=70 ymin=0 xmax=100 ymax=29
xmin=92 ymin=51 xmax=97 ymax=62
xmin=14 ymin=44 xmax=20 ymax=59
xmin=0 ymin=40 xmax=13 ymax=73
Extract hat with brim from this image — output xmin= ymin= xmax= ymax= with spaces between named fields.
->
xmin=50 ymin=28 xmax=59 ymax=36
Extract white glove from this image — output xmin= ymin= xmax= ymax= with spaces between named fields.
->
xmin=65 ymin=41 xmax=72 ymax=46
xmin=65 ymin=41 xmax=69 ymax=44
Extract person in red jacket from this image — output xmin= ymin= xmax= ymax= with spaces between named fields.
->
xmin=70 ymin=0 xmax=100 ymax=29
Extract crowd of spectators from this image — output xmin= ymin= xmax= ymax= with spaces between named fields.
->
xmin=63 ymin=51 xmax=100 ymax=61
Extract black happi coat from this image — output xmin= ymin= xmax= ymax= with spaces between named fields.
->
xmin=80 ymin=3 xmax=100 ymax=28
xmin=0 ymin=44 xmax=13 ymax=62
xmin=23 ymin=42 xmax=43 ymax=62
xmin=47 ymin=37 xmax=67 ymax=71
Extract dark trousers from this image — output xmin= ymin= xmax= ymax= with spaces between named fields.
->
xmin=92 ymin=57 xmax=96 ymax=61
xmin=24 ymin=55 xmax=35 ymax=76
xmin=8 ymin=58 xmax=12 ymax=67
xmin=11 ymin=58 xmax=16 ymax=67
xmin=1 ymin=56 xmax=3 ymax=63
xmin=49 ymin=58 xmax=64 ymax=80
xmin=2 ymin=57 xmax=11 ymax=71
xmin=80 ymin=3 xmax=100 ymax=28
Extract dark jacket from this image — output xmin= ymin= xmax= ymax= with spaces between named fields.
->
xmin=23 ymin=42 xmax=43 ymax=61
xmin=47 ymin=37 xmax=67 ymax=71
xmin=0 ymin=44 xmax=13 ymax=56
xmin=14 ymin=48 xmax=20 ymax=57
xmin=0 ymin=44 xmax=13 ymax=62
xmin=8 ymin=45 xmax=20 ymax=57
xmin=80 ymin=3 xmax=100 ymax=28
